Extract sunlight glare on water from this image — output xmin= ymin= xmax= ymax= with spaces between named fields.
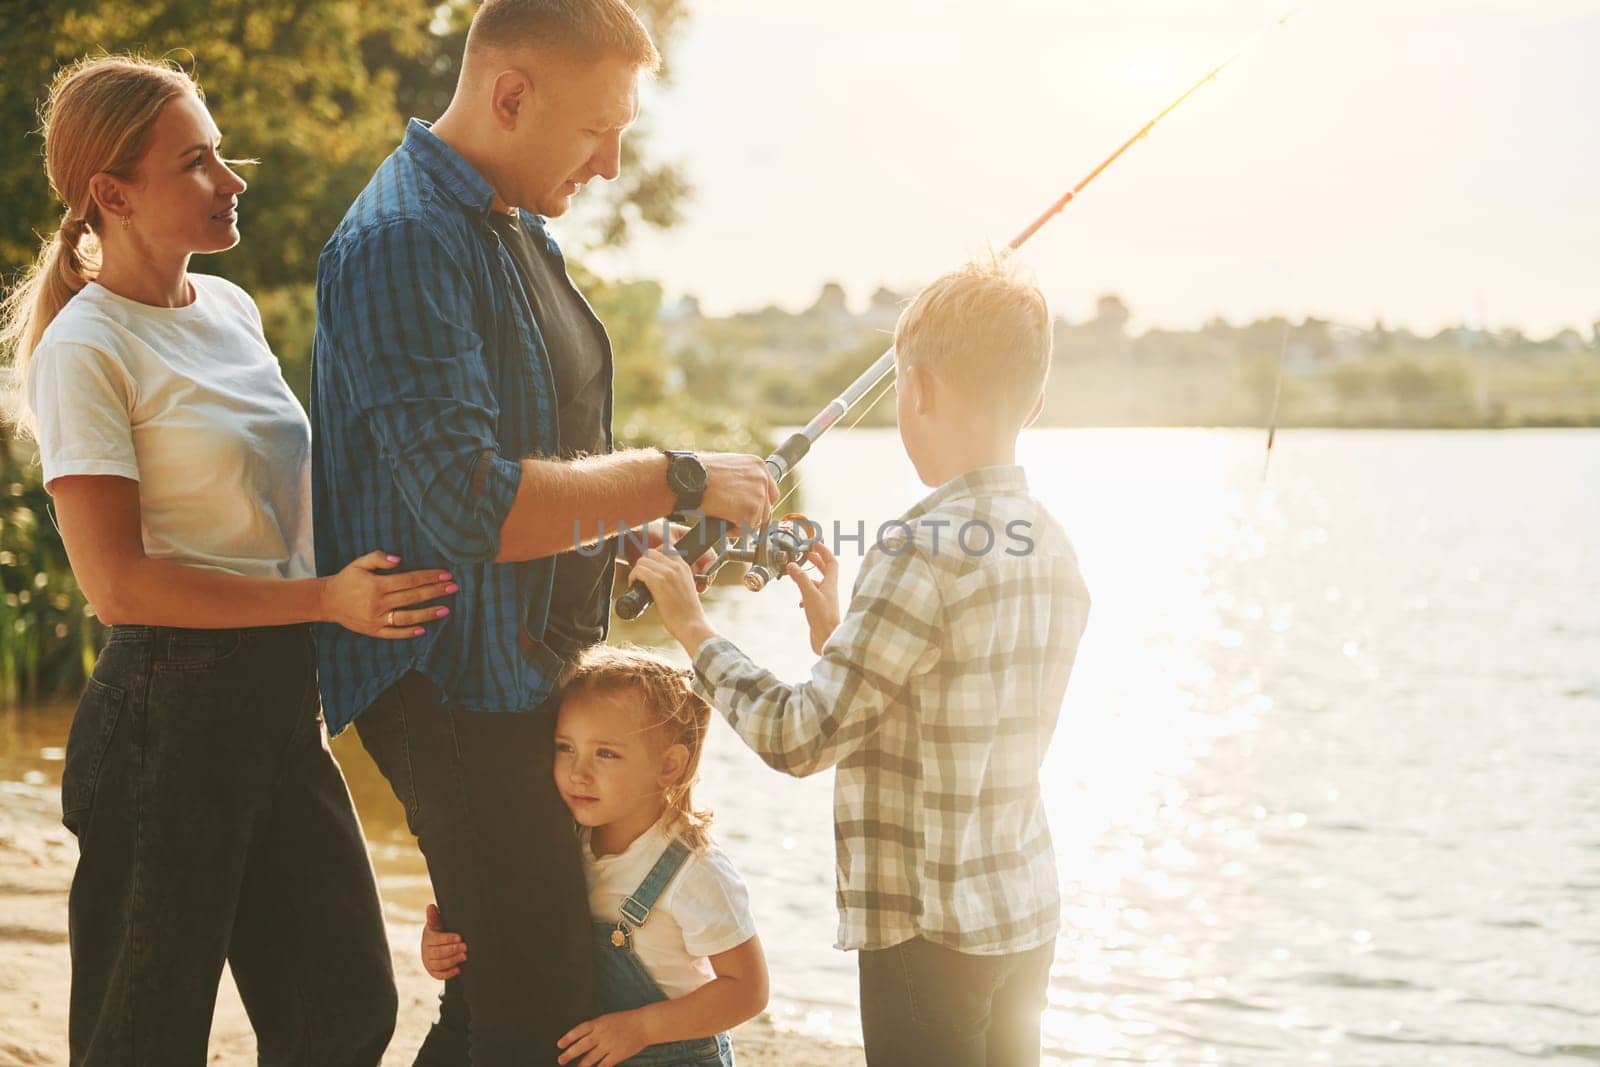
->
xmin=717 ymin=427 xmax=1600 ymax=1064
xmin=1026 ymin=431 xmax=1279 ymax=1061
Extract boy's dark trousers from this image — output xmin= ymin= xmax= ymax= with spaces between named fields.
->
xmin=354 ymin=670 xmax=594 ymax=1067
xmin=63 ymin=624 xmax=396 ymax=1066
xmin=858 ymin=936 xmax=1055 ymax=1067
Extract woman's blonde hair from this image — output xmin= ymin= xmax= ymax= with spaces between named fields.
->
xmin=565 ymin=643 xmax=715 ymax=851
xmin=1 ymin=55 xmax=201 ymax=433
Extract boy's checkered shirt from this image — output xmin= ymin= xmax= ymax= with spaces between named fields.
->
xmin=692 ymin=464 xmax=1090 ymax=954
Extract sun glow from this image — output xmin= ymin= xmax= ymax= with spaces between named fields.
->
xmin=1119 ymin=56 xmax=1179 ymax=90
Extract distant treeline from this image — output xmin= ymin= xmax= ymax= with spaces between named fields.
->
xmin=665 ymin=287 xmax=1600 ymax=429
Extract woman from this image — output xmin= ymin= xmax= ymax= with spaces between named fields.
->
xmin=0 ymin=55 xmax=449 ymax=1065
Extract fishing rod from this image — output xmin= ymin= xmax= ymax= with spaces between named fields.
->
xmin=615 ymin=8 xmax=1302 ymax=621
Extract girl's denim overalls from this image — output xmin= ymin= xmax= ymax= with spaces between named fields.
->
xmin=593 ymin=839 xmax=736 ymax=1066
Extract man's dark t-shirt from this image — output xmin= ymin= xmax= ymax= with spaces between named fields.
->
xmin=487 ymin=210 xmax=614 ymax=660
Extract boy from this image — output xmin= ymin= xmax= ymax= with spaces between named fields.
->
xmin=630 ymin=255 xmax=1092 ymax=1067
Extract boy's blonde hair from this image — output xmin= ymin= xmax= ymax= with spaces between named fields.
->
xmin=893 ymin=252 xmax=1053 ymax=423
xmin=564 ymin=643 xmax=714 ymax=851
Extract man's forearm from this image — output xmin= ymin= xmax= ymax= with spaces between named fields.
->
xmin=494 ymin=449 xmax=676 ymax=563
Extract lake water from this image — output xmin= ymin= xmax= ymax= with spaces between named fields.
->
xmin=4 ymin=428 xmax=1598 ymax=1064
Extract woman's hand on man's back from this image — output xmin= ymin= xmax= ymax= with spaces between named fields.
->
xmin=320 ymin=550 xmax=458 ymax=638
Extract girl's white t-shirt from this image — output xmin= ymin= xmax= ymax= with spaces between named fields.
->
xmin=27 ymin=275 xmax=314 ymax=580
xmin=582 ymin=819 xmax=758 ymax=1000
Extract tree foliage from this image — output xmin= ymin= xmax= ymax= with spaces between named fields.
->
xmin=0 ymin=0 xmax=693 ymax=287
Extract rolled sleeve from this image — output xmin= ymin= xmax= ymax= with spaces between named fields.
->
xmin=319 ymin=217 xmax=522 ymax=564
xmin=693 ymin=544 xmax=944 ymax=777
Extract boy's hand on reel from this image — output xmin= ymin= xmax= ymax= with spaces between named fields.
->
xmin=629 ymin=534 xmax=718 ymax=654
xmin=787 ymin=539 xmax=841 ymax=655
xmin=618 ymin=521 xmax=717 ymax=592
xmin=419 ymin=902 xmax=467 ymax=981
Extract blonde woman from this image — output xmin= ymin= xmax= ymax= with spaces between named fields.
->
xmin=0 ymin=56 xmax=452 ymax=1065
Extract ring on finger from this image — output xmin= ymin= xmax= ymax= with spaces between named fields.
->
xmin=386 ymin=609 xmax=395 ymax=627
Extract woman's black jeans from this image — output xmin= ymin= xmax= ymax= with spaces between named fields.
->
xmin=62 ymin=623 xmax=397 ymax=1066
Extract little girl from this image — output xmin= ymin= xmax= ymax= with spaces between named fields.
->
xmin=422 ymin=644 xmax=767 ymax=1066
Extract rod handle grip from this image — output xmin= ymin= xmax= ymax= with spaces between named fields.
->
xmin=614 ymin=517 xmax=735 ymax=621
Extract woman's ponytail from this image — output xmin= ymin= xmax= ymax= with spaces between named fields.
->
xmin=1 ymin=55 xmax=197 ymax=433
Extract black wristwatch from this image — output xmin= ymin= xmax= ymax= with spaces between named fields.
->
xmin=663 ymin=450 xmax=708 ymax=514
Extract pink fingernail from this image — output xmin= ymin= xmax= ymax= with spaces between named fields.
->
xmin=439 ymin=572 xmax=452 ymax=581
xmin=413 ymin=627 xmax=426 ymax=636
xmin=436 ymin=607 xmax=450 ymax=617
xmin=387 ymin=555 xmax=401 ymax=563
xmin=445 ymin=583 xmax=460 ymax=593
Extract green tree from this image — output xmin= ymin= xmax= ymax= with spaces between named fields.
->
xmin=0 ymin=438 xmax=99 ymax=703
xmin=1 ymin=0 xmax=695 ymax=286
xmin=0 ymin=0 xmax=100 ymax=270
xmin=2 ymin=0 xmax=432 ymax=289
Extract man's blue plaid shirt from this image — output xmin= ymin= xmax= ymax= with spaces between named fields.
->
xmin=311 ymin=119 xmax=608 ymax=735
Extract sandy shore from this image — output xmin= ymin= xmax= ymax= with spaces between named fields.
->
xmin=0 ymin=781 xmax=863 ymax=1066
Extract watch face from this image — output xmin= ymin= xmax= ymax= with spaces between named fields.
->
xmin=670 ymin=455 xmax=708 ymax=495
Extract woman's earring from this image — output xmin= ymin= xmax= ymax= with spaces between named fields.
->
xmin=119 ymin=215 xmax=131 ymax=231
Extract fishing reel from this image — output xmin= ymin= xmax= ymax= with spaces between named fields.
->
xmin=614 ymin=511 xmax=821 ymax=620
xmin=719 ymin=514 xmax=822 ymax=592
xmin=615 ymin=428 xmax=826 ymax=621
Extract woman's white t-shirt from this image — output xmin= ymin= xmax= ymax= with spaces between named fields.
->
xmin=27 ymin=275 xmax=314 ymax=580
xmin=582 ymin=819 xmax=758 ymax=1000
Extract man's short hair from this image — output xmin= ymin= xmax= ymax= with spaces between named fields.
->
xmin=894 ymin=253 xmax=1054 ymax=422
xmin=466 ymin=0 xmax=661 ymax=72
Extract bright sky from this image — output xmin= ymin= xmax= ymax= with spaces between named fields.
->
xmin=574 ymin=0 xmax=1599 ymax=336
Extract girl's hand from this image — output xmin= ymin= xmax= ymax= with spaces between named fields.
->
xmin=419 ymin=903 xmax=467 ymax=981
xmin=787 ymin=539 xmax=841 ymax=655
xmin=556 ymin=1009 xmax=653 ymax=1067
xmin=628 ymin=546 xmax=716 ymax=653
xmin=321 ymin=550 xmax=458 ymax=639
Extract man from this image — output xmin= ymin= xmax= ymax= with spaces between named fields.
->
xmin=310 ymin=1 xmax=777 ymax=1062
